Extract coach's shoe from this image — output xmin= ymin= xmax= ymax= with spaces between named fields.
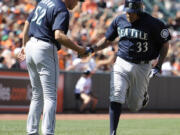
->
xmin=142 ymin=91 xmax=149 ymax=108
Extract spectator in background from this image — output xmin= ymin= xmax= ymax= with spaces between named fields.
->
xmin=1 ymin=49 xmax=13 ymax=68
xmin=97 ymin=0 xmax=106 ymax=9
xmin=174 ymin=11 xmax=180 ymax=31
xmin=57 ymin=49 xmax=67 ymax=70
xmin=0 ymin=0 xmax=179 ymax=75
xmin=168 ymin=11 xmax=180 ymax=31
xmin=162 ymin=55 xmax=180 ymax=76
xmin=74 ymin=69 xmax=98 ymax=113
xmin=66 ymin=54 xmax=96 ymax=72
xmin=0 ymin=56 xmax=8 ymax=69
xmin=64 ymin=53 xmax=73 ymax=69
xmin=152 ymin=5 xmax=163 ymax=19
xmin=11 ymin=47 xmax=21 ymax=69
xmin=174 ymin=58 xmax=180 ymax=74
xmin=82 ymin=0 xmax=98 ymax=14
xmin=95 ymin=46 xmax=116 ymax=72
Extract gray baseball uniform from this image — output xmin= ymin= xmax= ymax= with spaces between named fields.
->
xmin=83 ymin=0 xmax=171 ymax=134
xmin=26 ymin=37 xmax=58 ymax=134
xmin=26 ymin=0 xmax=69 ymax=134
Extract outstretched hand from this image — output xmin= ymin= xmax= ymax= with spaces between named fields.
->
xmin=78 ymin=47 xmax=95 ymax=58
xmin=17 ymin=46 xmax=26 ymax=62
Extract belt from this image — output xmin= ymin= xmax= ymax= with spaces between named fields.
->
xmin=129 ymin=59 xmax=149 ymax=64
xmin=119 ymin=57 xmax=149 ymax=64
xmin=31 ymin=37 xmax=52 ymax=43
xmin=31 ymin=37 xmax=60 ymax=50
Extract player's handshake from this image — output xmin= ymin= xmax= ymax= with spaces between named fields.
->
xmin=85 ymin=46 xmax=95 ymax=55
xmin=78 ymin=46 xmax=95 ymax=58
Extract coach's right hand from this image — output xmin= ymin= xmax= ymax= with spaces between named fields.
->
xmin=78 ymin=46 xmax=94 ymax=58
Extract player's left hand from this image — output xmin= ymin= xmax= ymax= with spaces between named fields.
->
xmin=149 ymin=65 xmax=161 ymax=78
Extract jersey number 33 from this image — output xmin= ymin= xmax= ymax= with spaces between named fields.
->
xmin=136 ymin=41 xmax=148 ymax=53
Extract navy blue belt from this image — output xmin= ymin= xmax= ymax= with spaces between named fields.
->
xmin=128 ymin=59 xmax=149 ymax=64
xmin=120 ymin=56 xmax=149 ymax=64
xmin=32 ymin=37 xmax=60 ymax=50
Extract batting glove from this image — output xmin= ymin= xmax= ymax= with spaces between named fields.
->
xmin=78 ymin=47 xmax=95 ymax=58
xmin=149 ymin=65 xmax=161 ymax=78
xmin=84 ymin=47 xmax=94 ymax=55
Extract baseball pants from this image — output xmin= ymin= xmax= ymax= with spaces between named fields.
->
xmin=25 ymin=37 xmax=59 ymax=135
xmin=110 ymin=57 xmax=151 ymax=112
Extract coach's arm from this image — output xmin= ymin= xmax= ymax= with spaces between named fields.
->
xmin=18 ymin=20 xmax=30 ymax=61
xmin=55 ymin=30 xmax=85 ymax=55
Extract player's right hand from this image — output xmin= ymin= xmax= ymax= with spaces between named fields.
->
xmin=149 ymin=65 xmax=161 ymax=78
xmin=78 ymin=47 xmax=94 ymax=58
xmin=85 ymin=47 xmax=94 ymax=55
xmin=17 ymin=46 xmax=26 ymax=62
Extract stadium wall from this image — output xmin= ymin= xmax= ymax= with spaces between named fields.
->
xmin=0 ymin=70 xmax=180 ymax=113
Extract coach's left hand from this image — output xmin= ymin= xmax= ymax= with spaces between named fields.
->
xmin=18 ymin=46 xmax=26 ymax=61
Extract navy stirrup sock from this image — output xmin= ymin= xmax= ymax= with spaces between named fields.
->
xmin=109 ymin=102 xmax=122 ymax=135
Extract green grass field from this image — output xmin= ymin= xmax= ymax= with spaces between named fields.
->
xmin=0 ymin=118 xmax=180 ymax=135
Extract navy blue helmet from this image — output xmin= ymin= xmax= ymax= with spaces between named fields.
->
xmin=124 ymin=0 xmax=143 ymax=13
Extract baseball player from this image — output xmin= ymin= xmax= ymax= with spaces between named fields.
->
xmin=83 ymin=0 xmax=171 ymax=134
xmin=18 ymin=0 xmax=85 ymax=135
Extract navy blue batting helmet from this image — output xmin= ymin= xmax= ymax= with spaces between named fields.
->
xmin=124 ymin=0 xmax=143 ymax=13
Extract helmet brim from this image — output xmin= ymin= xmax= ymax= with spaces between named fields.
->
xmin=123 ymin=8 xmax=141 ymax=13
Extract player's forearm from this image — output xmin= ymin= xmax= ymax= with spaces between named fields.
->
xmin=22 ymin=20 xmax=30 ymax=47
xmin=55 ymin=30 xmax=84 ymax=53
xmin=156 ymin=42 xmax=169 ymax=68
xmin=93 ymin=37 xmax=111 ymax=52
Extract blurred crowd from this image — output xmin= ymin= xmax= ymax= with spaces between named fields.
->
xmin=0 ymin=0 xmax=180 ymax=76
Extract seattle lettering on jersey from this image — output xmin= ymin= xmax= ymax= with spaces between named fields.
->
xmin=41 ymin=0 xmax=55 ymax=8
xmin=117 ymin=27 xmax=148 ymax=40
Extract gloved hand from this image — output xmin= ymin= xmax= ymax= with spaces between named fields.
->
xmin=149 ymin=65 xmax=161 ymax=78
xmin=84 ymin=47 xmax=94 ymax=55
xmin=78 ymin=46 xmax=94 ymax=58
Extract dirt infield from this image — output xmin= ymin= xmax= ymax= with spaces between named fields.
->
xmin=1 ymin=113 xmax=180 ymax=120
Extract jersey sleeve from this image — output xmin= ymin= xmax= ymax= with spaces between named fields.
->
xmin=27 ymin=9 xmax=35 ymax=23
xmin=105 ymin=18 xmax=118 ymax=41
xmin=52 ymin=10 xmax=70 ymax=34
xmin=156 ymin=22 xmax=171 ymax=44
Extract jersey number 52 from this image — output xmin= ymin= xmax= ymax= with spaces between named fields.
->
xmin=31 ymin=6 xmax=47 ymax=25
